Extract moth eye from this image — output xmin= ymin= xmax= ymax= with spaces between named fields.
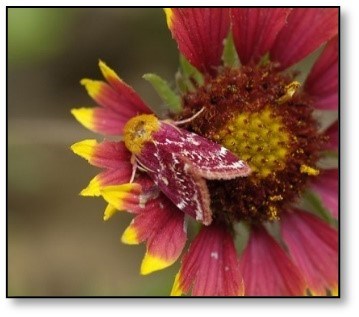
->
xmin=133 ymin=121 xmax=146 ymax=137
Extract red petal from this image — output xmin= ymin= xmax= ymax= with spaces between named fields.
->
xmin=73 ymin=140 xmax=132 ymax=169
xmin=73 ymin=107 xmax=129 ymax=136
xmin=99 ymin=60 xmax=151 ymax=114
xmin=75 ymin=63 xmax=151 ymax=136
xmin=322 ymin=120 xmax=338 ymax=152
xmin=231 ymin=8 xmax=291 ymax=65
xmin=81 ymin=168 xmax=133 ymax=197
xmin=305 ymin=36 xmax=338 ymax=110
xmin=281 ymin=210 xmax=338 ymax=294
xmin=100 ymin=182 xmax=142 ymax=213
xmin=92 ymin=141 xmax=131 ymax=169
xmin=240 ymin=226 xmax=305 ymax=296
xmin=95 ymin=168 xmax=133 ymax=187
xmin=173 ymin=224 xmax=244 ymax=296
xmin=71 ymin=107 xmax=127 ymax=135
xmin=81 ymin=79 xmax=148 ymax=119
xmin=310 ymin=169 xmax=338 ymax=218
xmin=91 ymin=108 xmax=129 ymax=135
xmin=121 ymin=194 xmax=187 ymax=274
xmin=165 ymin=8 xmax=230 ymax=75
xmin=271 ymin=8 xmax=338 ymax=70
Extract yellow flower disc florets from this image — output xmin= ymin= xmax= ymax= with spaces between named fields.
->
xmin=216 ymin=107 xmax=289 ymax=178
xmin=178 ymin=65 xmax=326 ymax=224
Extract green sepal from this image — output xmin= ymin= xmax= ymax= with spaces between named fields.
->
xmin=233 ymin=222 xmax=250 ymax=253
xmin=176 ymin=55 xmax=204 ymax=93
xmin=317 ymin=151 xmax=338 ymax=169
xmin=300 ymin=190 xmax=337 ymax=226
xmin=222 ymin=32 xmax=240 ymax=68
xmin=259 ymin=52 xmax=270 ymax=66
xmin=143 ymin=73 xmax=182 ymax=114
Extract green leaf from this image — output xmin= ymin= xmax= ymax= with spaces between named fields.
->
xmin=222 ymin=32 xmax=240 ymax=68
xmin=177 ymin=55 xmax=204 ymax=93
xmin=143 ymin=73 xmax=182 ymax=114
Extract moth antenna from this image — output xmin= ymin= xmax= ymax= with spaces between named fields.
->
xmin=174 ymin=107 xmax=205 ymax=125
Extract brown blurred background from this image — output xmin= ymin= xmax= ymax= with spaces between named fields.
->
xmin=8 ymin=8 xmax=181 ymax=296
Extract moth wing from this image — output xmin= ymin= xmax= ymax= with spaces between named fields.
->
xmin=177 ymin=130 xmax=251 ymax=180
xmin=143 ymin=147 xmax=213 ymax=225
xmin=135 ymin=122 xmax=250 ymax=225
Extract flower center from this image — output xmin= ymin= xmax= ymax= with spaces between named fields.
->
xmin=215 ymin=107 xmax=289 ymax=178
xmin=178 ymin=65 xmax=325 ymax=224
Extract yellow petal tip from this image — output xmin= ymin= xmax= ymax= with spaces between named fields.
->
xmin=70 ymin=139 xmax=97 ymax=161
xmin=100 ymin=183 xmax=141 ymax=211
xmin=121 ymin=224 xmax=139 ymax=245
xmin=103 ymin=204 xmax=118 ymax=221
xmin=98 ymin=60 xmax=122 ymax=83
xmin=170 ymin=273 xmax=183 ymax=296
xmin=140 ymin=252 xmax=172 ymax=275
xmin=80 ymin=78 xmax=102 ymax=97
xmin=331 ymin=286 xmax=338 ymax=296
xmin=71 ymin=108 xmax=95 ymax=131
xmin=163 ymin=8 xmax=173 ymax=28
xmin=80 ymin=175 xmax=102 ymax=197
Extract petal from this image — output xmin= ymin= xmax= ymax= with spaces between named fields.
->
xmin=172 ymin=224 xmax=244 ymax=296
xmin=98 ymin=60 xmax=151 ymax=114
xmin=305 ymin=36 xmax=338 ymax=110
xmin=121 ymin=194 xmax=187 ymax=274
xmin=310 ymin=169 xmax=338 ymax=218
xmin=323 ymin=120 xmax=339 ymax=152
xmin=231 ymin=8 xmax=292 ymax=65
xmin=71 ymin=107 xmax=128 ymax=135
xmin=71 ymin=139 xmax=131 ymax=169
xmin=103 ymin=204 xmax=118 ymax=221
xmin=270 ymin=8 xmax=338 ymax=69
xmin=80 ymin=168 xmax=133 ymax=197
xmin=81 ymin=79 xmax=146 ymax=119
xmin=240 ymin=226 xmax=305 ymax=296
xmin=165 ymin=8 xmax=230 ymax=75
xmin=79 ymin=62 xmax=151 ymax=124
xmin=281 ymin=210 xmax=338 ymax=295
xmin=100 ymin=183 xmax=142 ymax=213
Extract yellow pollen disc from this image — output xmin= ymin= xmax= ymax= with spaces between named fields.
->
xmin=217 ymin=107 xmax=290 ymax=178
xmin=300 ymin=164 xmax=320 ymax=176
xmin=123 ymin=114 xmax=160 ymax=155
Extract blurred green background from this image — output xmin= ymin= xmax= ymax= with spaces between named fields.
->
xmin=8 ymin=8 xmax=181 ymax=296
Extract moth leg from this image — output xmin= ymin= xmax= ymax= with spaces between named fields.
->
xmin=129 ymin=155 xmax=138 ymax=183
xmin=136 ymin=157 xmax=156 ymax=173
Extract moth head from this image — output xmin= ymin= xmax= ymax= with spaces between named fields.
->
xmin=123 ymin=114 xmax=160 ymax=155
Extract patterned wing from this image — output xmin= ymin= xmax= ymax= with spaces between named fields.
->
xmin=136 ymin=122 xmax=250 ymax=225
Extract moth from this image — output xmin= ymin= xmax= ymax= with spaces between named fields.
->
xmin=123 ymin=112 xmax=251 ymax=225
